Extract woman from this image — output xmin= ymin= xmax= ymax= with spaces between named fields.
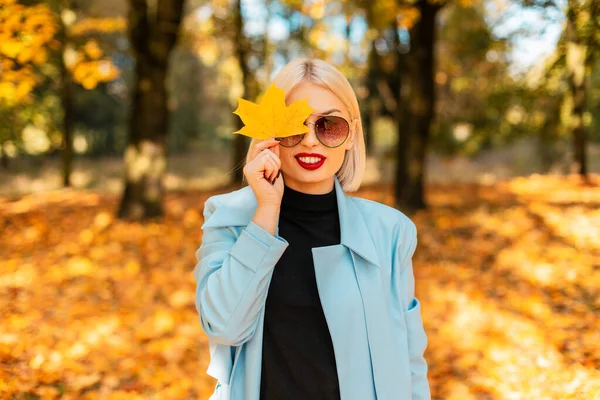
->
xmin=193 ymin=58 xmax=430 ymax=400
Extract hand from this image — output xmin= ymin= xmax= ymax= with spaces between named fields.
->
xmin=243 ymin=138 xmax=284 ymax=209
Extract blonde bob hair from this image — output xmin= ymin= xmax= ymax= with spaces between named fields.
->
xmin=243 ymin=58 xmax=366 ymax=192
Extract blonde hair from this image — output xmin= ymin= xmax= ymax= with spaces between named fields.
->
xmin=242 ymin=58 xmax=366 ymax=192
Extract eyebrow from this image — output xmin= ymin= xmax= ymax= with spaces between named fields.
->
xmin=309 ymin=108 xmax=341 ymax=117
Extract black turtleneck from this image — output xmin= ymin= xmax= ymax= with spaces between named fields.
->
xmin=259 ymin=183 xmax=341 ymax=400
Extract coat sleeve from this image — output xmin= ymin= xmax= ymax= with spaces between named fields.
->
xmin=395 ymin=217 xmax=431 ymax=400
xmin=193 ymin=196 xmax=289 ymax=346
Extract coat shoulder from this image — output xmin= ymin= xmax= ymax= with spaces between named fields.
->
xmin=201 ymin=186 xmax=257 ymax=229
xmin=204 ymin=185 xmax=256 ymax=210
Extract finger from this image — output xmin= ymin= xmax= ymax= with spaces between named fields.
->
xmin=271 ymin=143 xmax=280 ymax=158
xmin=265 ymin=139 xmax=280 ymax=149
xmin=265 ymin=157 xmax=278 ymax=180
xmin=260 ymin=152 xmax=276 ymax=175
xmin=272 ymin=169 xmax=282 ymax=185
xmin=259 ymin=149 xmax=279 ymax=173
xmin=258 ymin=138 xmax=279 ymax=151
xmin=250 ymin=139 xmax=277 ymax=161
xmin=263 ymin=150 xmax=281 ymax=169
xmin=265 ymin=156 xmax=280 ymax=182
xmin=264 ymin=166 xmax=276 ymax=184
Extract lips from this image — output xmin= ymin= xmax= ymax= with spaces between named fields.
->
xmin=295 ymin=153 xmax=326 ymax=171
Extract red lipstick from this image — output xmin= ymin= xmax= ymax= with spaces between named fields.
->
xmin=294 ymin=153 xmax=326 ymax=171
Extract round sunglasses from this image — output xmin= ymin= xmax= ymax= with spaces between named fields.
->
xmin=277 ymin=115 xmax=351 ymax=148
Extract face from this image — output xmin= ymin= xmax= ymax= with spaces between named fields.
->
xmin=278 ymin=81 xmax=357 ymax=194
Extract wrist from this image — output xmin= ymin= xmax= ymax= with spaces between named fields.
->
xmin=255 ymin=203 xmax=280 ymax=216
xmin=252 ymin=205 xmax=280 ymax=236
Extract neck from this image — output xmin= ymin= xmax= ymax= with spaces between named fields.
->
xmin=282 ymin=175 xmax=335 ymax=195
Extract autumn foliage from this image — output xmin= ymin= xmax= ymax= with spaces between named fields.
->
xmin=0 ymin=0 xmax=121 ymax=106
xmin=1 ymin=174 xmax=599 ymax=399
xmin=0 ymin=0 xmax=57 ymax=105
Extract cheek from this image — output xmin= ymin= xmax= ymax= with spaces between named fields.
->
xmin=328 ymin=149 xmax=347 ymax=169
xmin=279 ymin=148 xmax=293 ymax=169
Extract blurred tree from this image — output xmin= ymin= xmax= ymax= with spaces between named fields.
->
xmin=176 ymin=1 xmax=227 ymax=150
xmin=0 ymin=0 xmax=57 ymax=167
xmin=515 ymin=0 xmax=599 ymax=178
xmin=117 ymin=0 xmax=184 ymax=220
xmin=58 ymin=1 xmax=123 ymax=185
xmin=166 ymin=47 xmax=204 ymax=152
xmin=312 ymin=0 xmax=460 ymax=211
xmin=563 ymin=0 xmax=598 ymax=180
xmin=0 ymin=0 xmax=121 ymax=177
xmin=433 ymin=2 xmax=515 ymax=155
xmin=58 ymin=0 xmax=75 ymax=187
xmin=393 ymin=0 xmax=446 ymax=212
xmin=73 ymin=82 xmax=123 ymax=155
xmin=361 ymin=0 xmax=403 ymax=153
xmin=232 ymin=0 xmax=257 ymax=184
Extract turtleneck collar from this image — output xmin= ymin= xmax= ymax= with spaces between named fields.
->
xmin=281 ymin=183 xmax=337 ymax=213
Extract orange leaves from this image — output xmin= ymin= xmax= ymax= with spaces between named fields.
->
xmin=0 ymin=1 xmax=121 ymax=104
xmin=68 ymin=39 xmax=121 ymax=90
xmin=70 ymin=17 xmax=127 ymax=36
xmin=1 ymin=174 xmax=599 ymax=398
xmin=0 ymin=2 xmax=57 ymax=57
xmin=0 ymin=66 xmax=38 ymax=105
xmin=72 ymin=59 xmax=120 ymax=90
xmin=0 ymin=188 xmax=214 ymax=398
xmin=83 ymin=40 xmax=103 ymax=60
xmin=66 ymin=256 xmax=95 ymax=277
xmin=397 ymin=6 xmax=421 ymax=30
xmin=0 ymin=1 xmax=56 ymax=104
xmin=416 ymin=174 xmax=600 ymax=398
xmin=136 ymin=309 xmax=176 ymax=341
xmin=63 ymin=39 xmax=120 ymax=90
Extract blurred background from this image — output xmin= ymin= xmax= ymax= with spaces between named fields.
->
xmin=1 ymin=0 xmax=599 ymax=398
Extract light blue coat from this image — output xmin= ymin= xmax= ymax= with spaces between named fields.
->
xmin=193 ymin=175 xmax=430 ymax=400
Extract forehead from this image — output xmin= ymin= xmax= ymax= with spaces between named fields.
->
xmin=286 ymin=82 xmax=346 ymax=117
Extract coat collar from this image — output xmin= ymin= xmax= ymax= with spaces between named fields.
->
xmin=202 ymin=175 xmax=380 ymax=267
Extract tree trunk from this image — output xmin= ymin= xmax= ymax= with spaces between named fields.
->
xmin=59 ymin=2 xmax=75 ymax=188
xmin=232 ymin=0 xmax=254 ymax=185
xmin=394 ymin=0 xmax=440 ymax=212
xmin=60 ymin=63 xmax=74 ymax=187
xmin=0 ymin=142 xmax=8 ymax=169
xmin=564 ymin=0 xmax=590 ymax=180
xmin=118 ymin=0 xmax=184 ymax=220
xmin=538 ymin=107 xmax=561 ymax=173
xmin=363 ymin=40 xmax=377 ymax=153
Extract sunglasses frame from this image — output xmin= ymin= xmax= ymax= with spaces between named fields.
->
xmin=278 ymin=115 xmax=352 ymax=148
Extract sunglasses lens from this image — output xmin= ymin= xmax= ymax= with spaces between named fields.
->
xmin=315 ymin=116 xmax=349 ymax=147
xmin=279 ymin=134 xmax=304 ymax=147
xmin=280 ymin=116 xmax=350 ymax=147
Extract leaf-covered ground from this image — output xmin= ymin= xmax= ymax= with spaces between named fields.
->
xmin=1 ymin=174 xmax=599 ymax=399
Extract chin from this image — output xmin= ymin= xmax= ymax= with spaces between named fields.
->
xmin=297 ymin=175 xmax=338 ymax=188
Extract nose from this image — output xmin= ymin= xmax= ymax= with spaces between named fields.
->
xmin=300 ymin=123 xmax=319 ymax=147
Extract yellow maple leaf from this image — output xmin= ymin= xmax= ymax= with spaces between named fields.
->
xmin=232 ymin=82 xmax=315 ymax=140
